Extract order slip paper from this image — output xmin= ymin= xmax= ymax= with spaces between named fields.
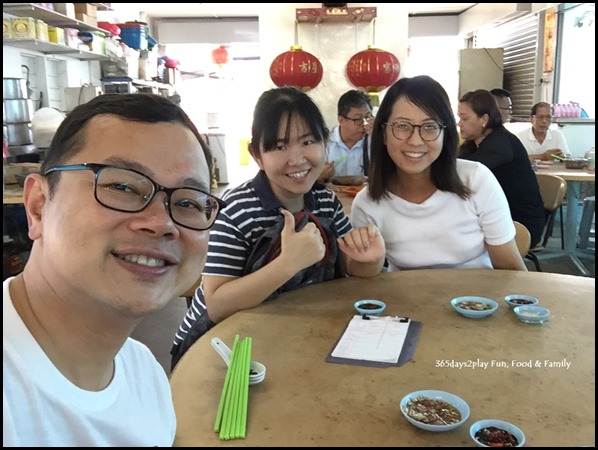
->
xmin=331 ymin=315 xmax=410 ymax=363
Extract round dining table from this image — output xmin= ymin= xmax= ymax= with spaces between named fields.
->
xmin=170 ymin=269 xmax=595 ymax=447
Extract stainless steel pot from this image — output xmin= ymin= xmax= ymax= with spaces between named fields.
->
xmin=3 ymin=99 xmax=34 ymax=123
xmin=3 ymin=78 xmax=28 ymax=99
xmin=7 ymin=143 xmax=37 ymax=157
xmin=6 ymin=123 xmax=33 ymax=145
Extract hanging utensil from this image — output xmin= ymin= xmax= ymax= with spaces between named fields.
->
xmin=21 ymin=65 xmax=33 ymax=99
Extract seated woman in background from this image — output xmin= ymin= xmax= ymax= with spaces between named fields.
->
xmin=171 ymin=86 xmax=386 ymax=369
xmin=351 ymin=75 xmax=526 ymax=272
xmin=458 ymin=89 xmax=545 ymax=249
xmin=515 ymin=102 xmax=569 ymax=162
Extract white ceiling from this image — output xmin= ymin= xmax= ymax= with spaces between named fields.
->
xmin=106 ymin=3 xmax=477 ymax=20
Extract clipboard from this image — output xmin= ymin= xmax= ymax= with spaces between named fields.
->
xmin=326 ymin=315 xmax=423 ymax=368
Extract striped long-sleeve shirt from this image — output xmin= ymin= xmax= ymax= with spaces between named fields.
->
xmin=172 ymin=170 xmax=351 ymax=349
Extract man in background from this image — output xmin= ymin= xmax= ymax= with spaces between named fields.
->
xmin=516 ymin=102 xmax=569 ymax=162
xmin=320 ymin=89 xmax=374 ymax=180
xmin=3 ymin=94 xmax=223 ymax=446
xmin=490 ymin=88 xmax=513 ymax=123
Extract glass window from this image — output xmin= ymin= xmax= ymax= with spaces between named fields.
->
xmin=556 ymin=3 xmax=595 ymax=118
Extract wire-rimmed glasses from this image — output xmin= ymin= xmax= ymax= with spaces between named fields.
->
xmin=43 ymin=163 xmax=226 ymax=231
xmin=384 ymin=122 xmax=446 ymax=142
xmin=342 ymin=114 xmax=375 ymax=126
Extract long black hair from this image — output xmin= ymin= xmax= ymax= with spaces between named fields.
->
xmin=250 ymin=86 xmax=329 ymax=154
xmin=368 ymin=75 xmax=470 ymax=201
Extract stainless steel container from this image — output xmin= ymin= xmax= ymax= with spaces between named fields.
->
xmin=8 ymin=143 xmax=37 ymax=157
xmin=3 ymin=99 xmax=35 ymax=123
xmin=6 ymin=123 xmax=33 ymax=145
xmin=3 ymin=78 xmax=28 ymax=99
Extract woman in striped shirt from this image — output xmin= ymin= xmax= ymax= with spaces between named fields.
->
xmin=171 ymin=87 xmax=385 ymax=368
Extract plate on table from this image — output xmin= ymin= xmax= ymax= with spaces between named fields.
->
xmin=330 ymin=175 xmax=367 ymax=186
xmin=535 ymin=161 xmax=555 ymax=170
xmin=341 ymin=185 xmax=365 ymax=197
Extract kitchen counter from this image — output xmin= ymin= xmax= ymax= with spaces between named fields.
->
xmin=554 ymin=118 xmax=595 ymax=125
xmin=3 ymin=185 xmax=24 ymax=205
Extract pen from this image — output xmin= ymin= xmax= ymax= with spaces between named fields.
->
xmin=362 ymin=315 xmax=409 ymax=322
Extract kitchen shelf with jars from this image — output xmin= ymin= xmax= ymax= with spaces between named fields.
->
xmin=2 ymin=38 xmax=111 ymax=60
xmin=3 ymin=3 xmax=112 ymax=60
xmin=3 ymin=3 xmax=110 ymax=34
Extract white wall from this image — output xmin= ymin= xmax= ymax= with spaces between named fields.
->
xmin=2 ymin=46 xmax=24 ymax=78
xmin=458 ymin=3 xmax=532 ymax=35
xmin=558 ymin=123 xmax=596 ymax=157
xmin=409 ymin=15 xmax=459 ymax=37
xmin=257 ymin=4 xmax=409 ymax=129
xmin=168 ymin=4 xmax=409 ymax=187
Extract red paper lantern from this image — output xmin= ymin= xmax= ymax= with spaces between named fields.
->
xmin=269 ymin=45 xmax=323 ymax=92
xmin=346 ymin=45 xmax=400 ymax=105
xmin=211 ymin=45 xmax=229 ymax=66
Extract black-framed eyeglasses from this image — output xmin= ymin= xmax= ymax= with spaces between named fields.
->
xmin=342 ymin=114 xmax=375 ymax=126
xmin=43 ymin=163 xmax=226 ymax=231
xmin=384 ymin=121 xmax=446 ymax=142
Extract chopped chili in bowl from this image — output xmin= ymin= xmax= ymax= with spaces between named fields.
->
xmin=508 ymin=298 xmax=534 ymax=305
xmin=474 ymin=426 xmax=519 ymax=447
xmin=359 ymin=303 xmax=383 ymax=310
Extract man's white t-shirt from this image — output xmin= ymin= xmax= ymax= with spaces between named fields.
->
xmin=3 ymin=278 xmax=176 ymax=447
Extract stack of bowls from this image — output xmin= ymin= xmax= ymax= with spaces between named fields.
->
xmin=3 ymin=77 xmax=36 ymax=158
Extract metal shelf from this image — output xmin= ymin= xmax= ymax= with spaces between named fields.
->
xmin=89 ymin=3 xmax=113 ymax=11
xmin=100 ymin=77 xmax=175 ymax=95
xmin=3 ymin=3 xmax=111 ymax=35
xmin=3 ymin=38 xmax=111 ymax=61
xmin=296 ymin=6 xmax=377 ymax=23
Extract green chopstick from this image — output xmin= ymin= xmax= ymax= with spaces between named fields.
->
xmin=214 ymin=334 xmax=239 ymax=433
xmin=215 ymin=336 xmax=252 ymax=440
xmin=228 ymin=338 xmax=243 ymax=439
xmin=239 ymin=337 xmax=251 ymax=438
xmin=232 ymin=339 xmax=247 ymax=438
xmin=221 ymin=337 xmax=241 ymax=439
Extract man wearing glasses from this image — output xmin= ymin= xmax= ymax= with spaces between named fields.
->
xmin=516 ymin=102 xmax=569 ymax=162
xmin=3 ymin=94 xmax=224 ymax=446
xmin=490 ymin=88 xmax=513 ymax=124
xmin=320 ymin=89 xmax=374 ymax=180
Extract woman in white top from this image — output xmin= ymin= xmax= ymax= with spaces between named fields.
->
xmin=351 ymin=75 xmax=526 ymax=272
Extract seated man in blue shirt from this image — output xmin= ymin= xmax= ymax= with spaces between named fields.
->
xmin=320 ymin=89 xmax=374 ymax=180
